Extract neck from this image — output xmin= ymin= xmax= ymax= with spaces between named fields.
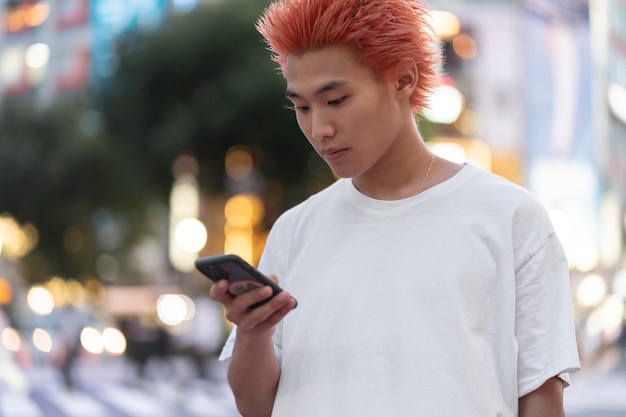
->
xmin=352 ymin=139 xmax=435 ymax=200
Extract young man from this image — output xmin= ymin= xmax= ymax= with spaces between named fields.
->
xmin=209 ymin=0 xmax=581 ymax=416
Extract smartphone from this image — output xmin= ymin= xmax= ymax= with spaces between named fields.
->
xmin=195 ymin=254 xmax=296 ymax=308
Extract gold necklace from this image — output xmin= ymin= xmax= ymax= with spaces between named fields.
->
xmin=415 ymin=152 xmax=435 ymax=195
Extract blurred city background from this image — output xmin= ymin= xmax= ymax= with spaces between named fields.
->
xmin=0 ymin=0 xmax=625 ymax=416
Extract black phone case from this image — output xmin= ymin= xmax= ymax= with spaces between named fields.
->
xmin=194 ymin=254 xmax=284 ymax=307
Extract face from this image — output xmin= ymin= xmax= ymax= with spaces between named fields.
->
xmin=284 ymin=46 xmax=409 ymax=180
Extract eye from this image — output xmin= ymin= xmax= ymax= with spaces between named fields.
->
xmin=328 ymin=96 xmax=347 ymax=106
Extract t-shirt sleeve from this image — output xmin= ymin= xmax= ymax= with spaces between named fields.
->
xmin=515 ymin=231 xmax=580 ymax=396
xmin=218 ymin=323 xmax=284 ymax=366
xmin=218 ymin=326 xmax=237 ymax=365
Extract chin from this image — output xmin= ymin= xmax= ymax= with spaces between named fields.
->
xmin=329 ymin=168 xmax=355 ymax=179
xmin=326 ymin=161 xmax=365 ymax=180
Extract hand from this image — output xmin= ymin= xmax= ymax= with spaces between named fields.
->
xmin=209 ymin=275 xmax=296 ymax=340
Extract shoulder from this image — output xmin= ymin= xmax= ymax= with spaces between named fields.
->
xmin=454 ymin=164 xmax=555 ymax=239
xmin=464 ymin=164 xmax=547 ymax=211
xmin=274 ymin=179 xmax=346 ymax=224
xmin=260 ymin=179 xmax=345 ymax=271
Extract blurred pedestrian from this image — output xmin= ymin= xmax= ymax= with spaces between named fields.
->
xmin=0 ymin=308 xmax=29 ymax=394
xmin=55 ymin=304 xmax=89 ymax=390
xmin=119 ymin=314 xmax=171 ymax=384
xmin=209 ymin=1 xmax=581 ymax=416
xmin=175 ymin=296 xmax=226 ymax=380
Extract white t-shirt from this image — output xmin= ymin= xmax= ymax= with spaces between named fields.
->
xmin=220 ymin=163 xmax=580 ymax=417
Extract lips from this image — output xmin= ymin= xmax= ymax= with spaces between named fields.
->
xmin=320 ymin=148 xmax=347 ymax=162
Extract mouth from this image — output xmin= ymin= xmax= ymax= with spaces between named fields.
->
xmin=320 ymin=148 xmax=348 ymax=162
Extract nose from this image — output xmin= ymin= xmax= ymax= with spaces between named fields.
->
xmin=310 ymin=109 xmax=334 ymax=141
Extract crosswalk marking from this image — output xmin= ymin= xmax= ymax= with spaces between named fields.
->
xmin=564 ymin=371 xmax=626 ymax=415
xmin=41 ymin=390 xmax=109 ymax=417
xmin=2 ymin=359 xmax=624 ymax=417
xmin=0 ymin=393 xmax=43 ymax=417
xmin=0 ymin=371 xmax=241 ymax=417
xmin=93 ymin=384 xmax=178 ymax=417
xmin=181 ymin=388 xmax=240 ymax=417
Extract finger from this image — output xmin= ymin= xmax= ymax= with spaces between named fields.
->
xmin=261 ymin=292 xmax=297 ymax=326
xmin=232 ymin=285 xmax=274 ymax=311
xmin=263 ymin=275 xmax=297 ymax=308
xmin=237 ymin=302 xmax=293 ymax=340
xmin=209 ymin=280 xmax=232 ymax=303
xmin=244 ymin=290 xmax=295 ymax=326
xmin=223 ymin=285 xmax=273 ymax=324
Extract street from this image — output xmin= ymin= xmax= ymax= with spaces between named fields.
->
xmin=0 ymin=356 xmax=241 ymax=417
xmin=564 ymin=362 xmax=626 ymax=417
xmin=1 ymin=354 xmax=625 ymax=417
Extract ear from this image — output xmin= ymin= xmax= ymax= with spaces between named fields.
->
xmin=396 ymin=58 xmax=418 ymax=100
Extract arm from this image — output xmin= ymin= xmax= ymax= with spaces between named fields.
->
xmin=518 ymin=376 xmax=565 ymax=417
xmin=210 ymin=277 xmax=296 ymax=417
xmin=227 ymin=330 xmax=281 ymax=417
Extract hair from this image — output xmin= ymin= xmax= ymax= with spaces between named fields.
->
xmin=255 ymin=0 xmax=442 ymax=113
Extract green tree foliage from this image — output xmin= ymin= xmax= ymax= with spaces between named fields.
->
xmin=0 ymin=95 xmax=117 ymax=282
xmin=0 ymin=0 xmax=328 ymax=284
xmin=100 ymin=0 xmax=316 ymax=203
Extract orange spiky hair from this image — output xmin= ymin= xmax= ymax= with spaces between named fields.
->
xmin=256 ymin=0 xmax=442 ymax=113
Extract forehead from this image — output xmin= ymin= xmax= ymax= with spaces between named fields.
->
xmin=284 ymin=45 xmax=378 ymax=97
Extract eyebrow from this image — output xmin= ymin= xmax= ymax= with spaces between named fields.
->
xmin=285 ymin=80 xmax=347 ymax=99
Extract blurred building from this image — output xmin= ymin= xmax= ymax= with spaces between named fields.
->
xmin=0 ymin=1 xmax=90 ymax=104
xmin=430 ymin=1 xmax=524 ymax=183
xmin=2 ymin=0 xmax=624 ymax=359
xmin=432 ymin=0 xmax=625 ymax=359
xmin=0 ymin=0 xmax=170 ymax=108
xmin=600 ymin=0 xmax=626 ymax=264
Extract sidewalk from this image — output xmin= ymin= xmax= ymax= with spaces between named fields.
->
xmin=563 ymin=348 xmax=626 ymax=417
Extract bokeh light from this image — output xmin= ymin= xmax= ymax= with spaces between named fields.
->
xmin=452 ymin=33 xmax=477 ymax=60
xmin=577 ymin=273 xmax=608 ymax=308
xmin=422 ymin=84 xmax=465 ymax=124
xmin=225 ymin=146 xmax=254 ymax=181
xmin=80 ymin=326 xmax=104 ymax=354
xmin=102 ymin=327 xmax=126 ymax=355
xmin=174 ymin=218 xmax=207 ymax=253
xmin=24 ymin=43 xmax=50 ymax=69
xmin=428 ymin=10 xmax=460 ymax=40
xmin=157 ymin=294 xmax=195 ymax=326
xmin=27 ymin=286 xmax=55 ymax=315
xmin=1 ymin=327 xmax=21 ymax=352
xmin=32 ymin=328 xmax=52 ymax=353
